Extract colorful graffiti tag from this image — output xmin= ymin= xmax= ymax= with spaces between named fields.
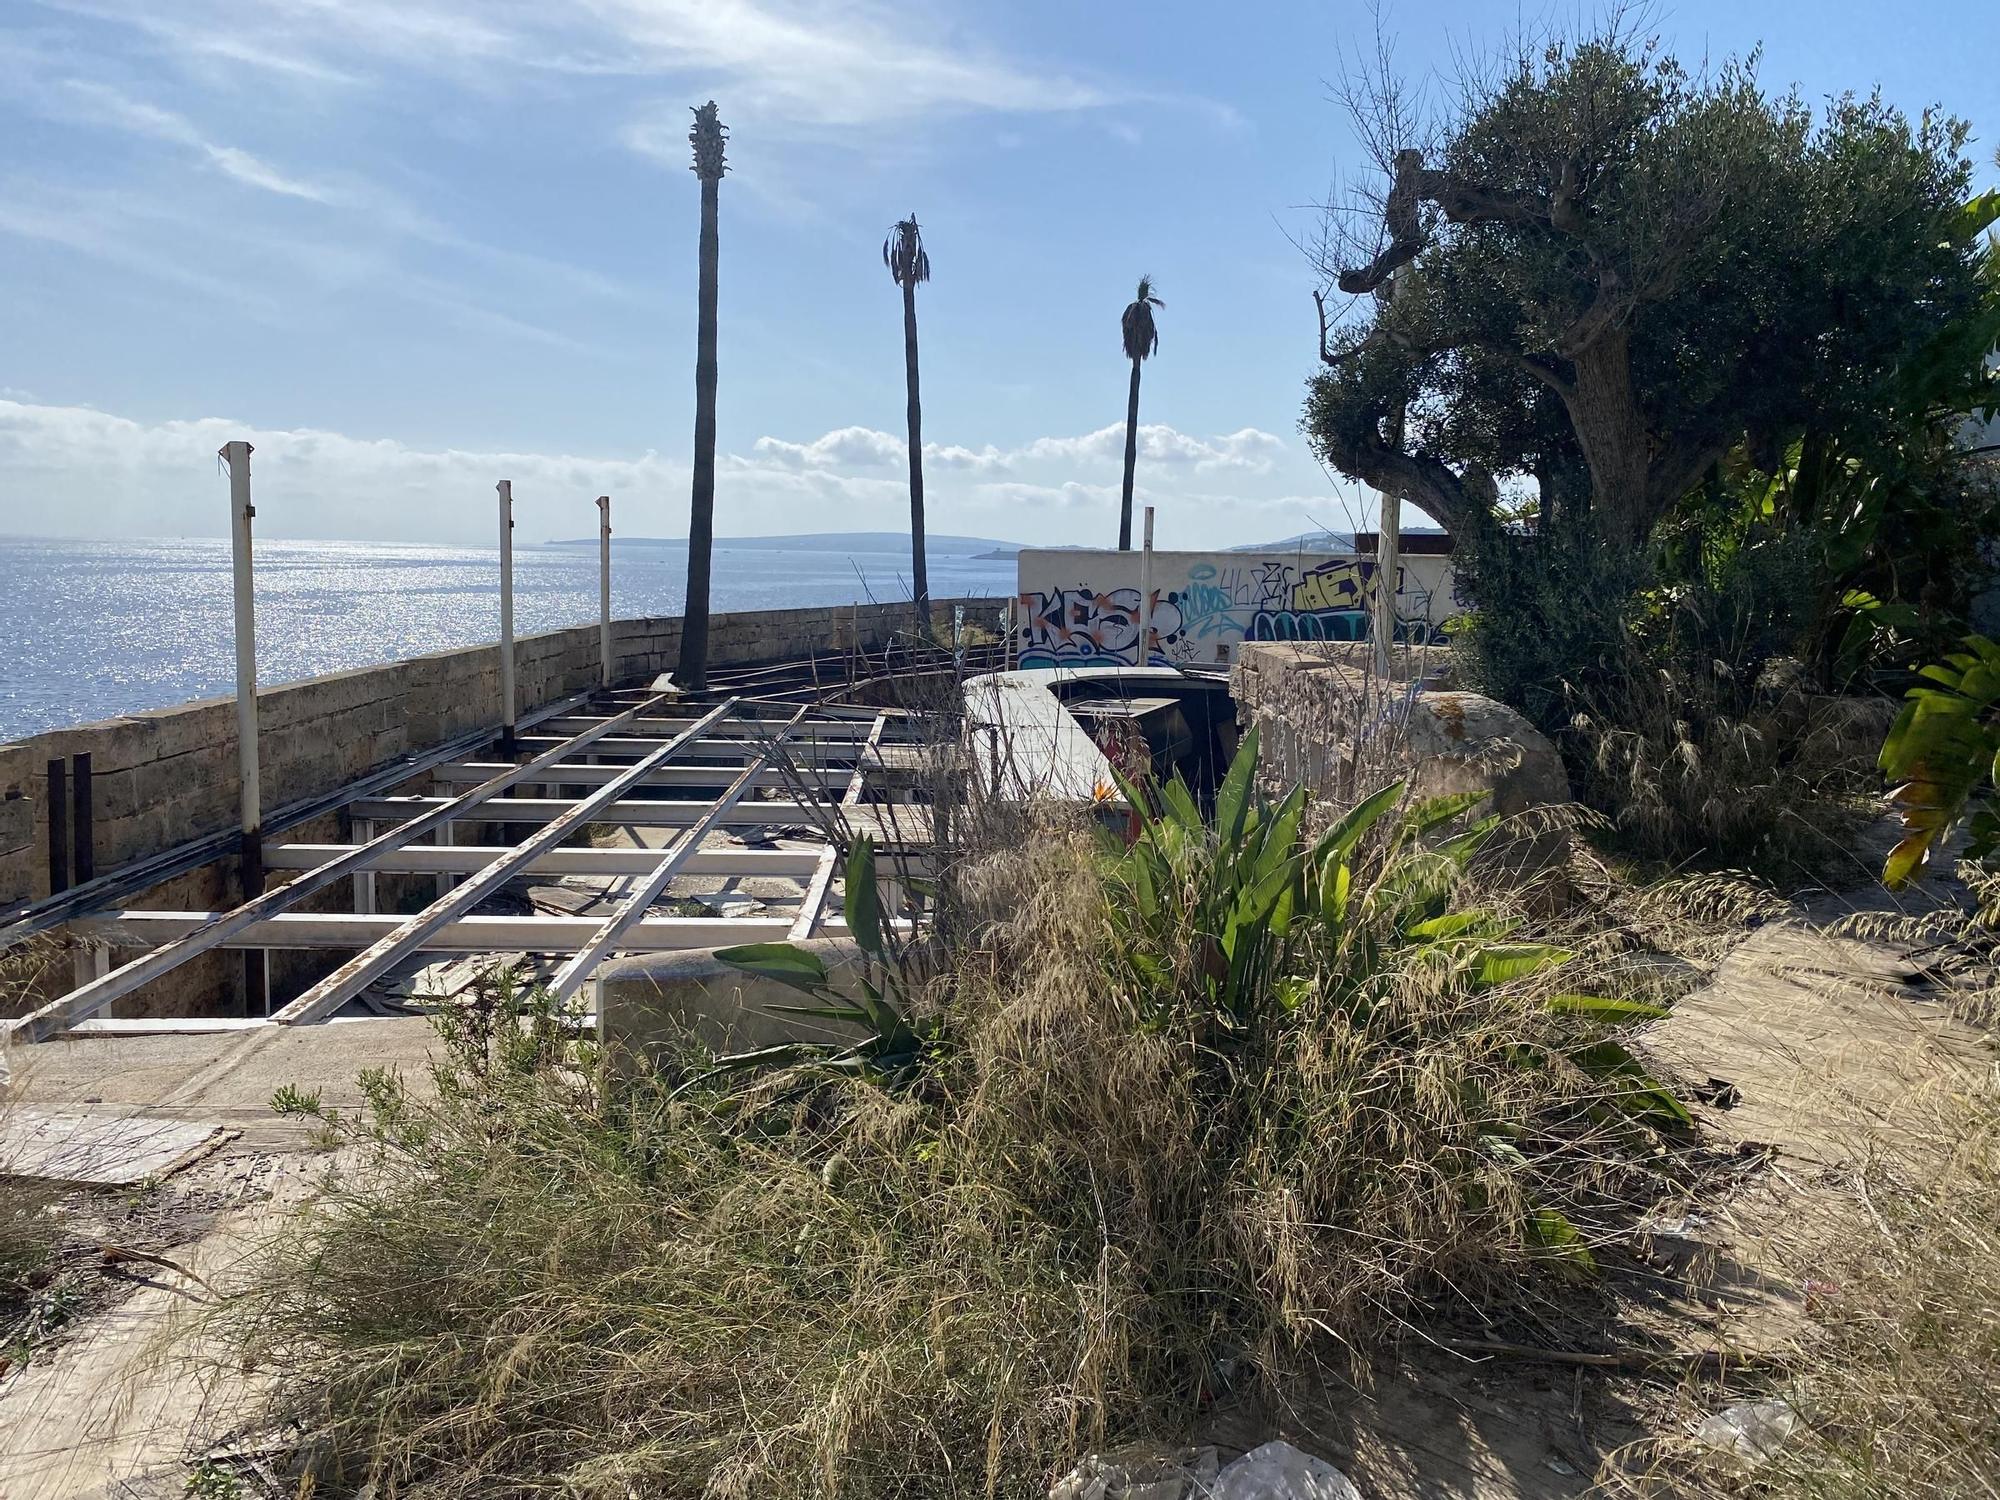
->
xmin=1019 ymin=586 xmax=1187 ymax=667
xmin=1016 ymin=550 xmax=1454 ymax=668
xmin=1247 ymin=558 xmax=1370 ymax=642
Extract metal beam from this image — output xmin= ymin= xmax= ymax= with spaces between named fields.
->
xmin=510 ymin=734 xmax=884 ymax=760
xmin=539 ymin=714 xmax=881 ymax=741
xmin=77 ymin=910 xmax=808 ymax=952
xmin=263 ymin=843 xmax=826 ymax=877
xmin=430 ymin=760 xmax=806 ymax=792
xmin=791 ymin=712 xmax=887 ymax=940
xmin=547 ymin=705 xmax=811 ymax=999
xmin=4 ymin=689 xmax=692 ymax=1042
xmin=346 ymin=795 xmax=826 ymax=828
xmin=0 ymin=688 xmax=594 ymax=950
xmin=268 ymin=699 xmax=743 ymax=1024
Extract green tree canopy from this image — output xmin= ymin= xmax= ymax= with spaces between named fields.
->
xmin=1305 ymin=31 xmax=1983 ymax=547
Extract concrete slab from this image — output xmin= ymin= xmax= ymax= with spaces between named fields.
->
xmin=0 ymin=1109 xmax=229 ymax=1186
xmin=7 ymin=1017 xmax=441 ymax=1120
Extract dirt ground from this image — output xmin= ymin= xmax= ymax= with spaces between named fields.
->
xmin=0 ymin=1019 xmax=439 ymax=1500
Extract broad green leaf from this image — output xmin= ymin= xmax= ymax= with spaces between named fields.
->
xmin=843 ymin=837 xmax=883 ymax=955
xmin=1569 ymin=1040 xmax=1695 ymax=1128
xmin=1214 ymin=725 xmax=1260 ymax=846
xmin=1472 ymin=943 xmax=1573 ymax=987
xmin=1545 ymin=993 xmax=1669 ymax=1022
xmin=1161 ymin=776 xmax=1203 ymax=836
xmin=1315 ymin=780 xmax=1407 ymax=865
xmin=1435 ymin=814 xmax=1502 ymax=865
xmin=1956 ymin=187 xmax=2000 ymax=243
xmin=1529 ymin=1208 xmax=1598 ymax=1273
xmin=1402 ymin=790 xmax=1489 ymax=837
xmin=1319 ymin=856 xmax=1352 ymax=928
xmin=1408 ymin=910 xmax=1515 ymax=942
xmin=717 ymin=942 xmax=830 ymax=994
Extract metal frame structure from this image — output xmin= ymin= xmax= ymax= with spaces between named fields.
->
xmin=5 ymin=667 xmax=931 ymax=1044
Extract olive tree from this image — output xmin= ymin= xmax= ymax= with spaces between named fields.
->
xmin=1305 ymin=29 xmax=1982 ymax=549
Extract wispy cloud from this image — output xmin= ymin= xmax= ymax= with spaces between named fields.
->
xmin=44 ymin=0 xmax=1165 ymax=138
xmin=27 ymin=74 xmax=339 ymax=200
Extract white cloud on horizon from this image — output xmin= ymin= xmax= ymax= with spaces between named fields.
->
xmin=0 ymin=400 xmax=1337 ymax=548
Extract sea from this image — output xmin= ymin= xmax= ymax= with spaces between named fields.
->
xmin=0 ymin=534 xmax=1019 ymax=742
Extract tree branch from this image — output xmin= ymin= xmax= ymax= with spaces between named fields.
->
xmin=1515 ymin=353 xmax=1575 ymax=398
xmin=1318 ymin=409 xmax=1484 ymax=536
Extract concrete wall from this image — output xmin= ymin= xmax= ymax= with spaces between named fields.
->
xmin=0 ymin=596 xmax=1006 ymax=910
xmin=1014 ymin=549 xmax=1459 ymax=670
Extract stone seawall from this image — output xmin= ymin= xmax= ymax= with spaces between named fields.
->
xmin=0 ymin=596 xmax=1006 ymax=910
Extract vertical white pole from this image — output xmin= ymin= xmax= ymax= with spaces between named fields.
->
xmin=1137 ymin=505 xmax=1155 ymax=668
xmin=497 ymin=479 xmax=517 ymax=748
xmin=221 ymin=440 xmax=263 ymax=894
xmin=596 ymin=494 xmax=613 ymax=690
xmin=1372 ymin=487 xmax=1401 ymax=678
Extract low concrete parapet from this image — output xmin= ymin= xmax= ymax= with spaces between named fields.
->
xmin=0 ymin=596 xmax=1005 ymax=909
xmin=597 ymin=938 xmax=869 ymax=1074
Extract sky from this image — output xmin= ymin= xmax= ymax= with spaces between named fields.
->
xmin=1 ymin=0 xmax=1996 ymax=551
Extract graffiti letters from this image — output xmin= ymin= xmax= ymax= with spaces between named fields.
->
xmin=1015 ymin=551 xmax=1456 ymax=667
xmin=1019 ymin=586 xmax=1186 ymax=668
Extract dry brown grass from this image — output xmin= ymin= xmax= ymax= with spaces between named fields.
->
xmin=2 ymin=938 xmax=64 ymax=1367
xmin=1623 ymin=1073 xmax=2000 ymax=1500
xmin=209 ymin=779 xmax=1706 ymax=1499
xmin=1565 ymin=661 xmax=1883 ymax=887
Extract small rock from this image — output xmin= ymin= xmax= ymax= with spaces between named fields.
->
xmin=1210 ymin=1441 xmax=1361 ymax=1500
xmin=1692 ymin=1398 xmax=1799 ymax=1468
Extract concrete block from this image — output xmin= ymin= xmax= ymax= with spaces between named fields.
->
xmin=598 ymin=938 xmax=868 ymax=1072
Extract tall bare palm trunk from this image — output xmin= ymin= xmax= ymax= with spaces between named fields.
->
xmin=901 ymin=277 xmax=929 ymax=619
xmin=681 ymin=170 xmax=719 ymax=690
xmin=1119 ymin=357 xmax=1142 ymax=551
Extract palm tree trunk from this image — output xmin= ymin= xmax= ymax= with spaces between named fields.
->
xmin=901 ymin=278 xmax=929 ymax=623
xmin=1119 ymin=357 xmax=1142 ymax=551
xmin=681 ymin=175 xmax=719 ymax=692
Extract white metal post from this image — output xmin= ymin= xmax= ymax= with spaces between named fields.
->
xmin=596 ymin=494 xmax=613 ymax=689
xmin=221 ymin=440 xmax=263 ymax=895
xmin=1373 ymin=486 xmax=1401 ymax=679
xmin=498 ymin=479 xmax=517 ymax=749
xmin=1136 ymin=505 xmax=1155 ymax=668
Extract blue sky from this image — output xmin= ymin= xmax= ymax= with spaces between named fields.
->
xmin=1 ymin=0 xmax=1995 ymax=550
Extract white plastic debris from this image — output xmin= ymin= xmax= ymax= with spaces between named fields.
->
xmin=1049 ymin=1447 xmax=1220 ymax=1500
xmin=1208 ymin=1441 xmax=1363 ymax=1500
xmin=1692 ymin=1398 xmax=1800 ymax=1467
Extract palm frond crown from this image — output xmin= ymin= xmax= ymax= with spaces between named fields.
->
xmin=1121 ymin=275 xmax=1163 ymax=361
xmin=883 ymin=215 xmax=931 ymax=287
xmin=689 ymin=101 xmax=728 ymax=182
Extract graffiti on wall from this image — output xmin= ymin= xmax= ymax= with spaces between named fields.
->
xmin=1019 ymin=586 xmax=1188 ymax=667
xmin=1016 ymin=550 xmax=1454 ymax=669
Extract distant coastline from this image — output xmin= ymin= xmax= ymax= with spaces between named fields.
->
xmin=542 ymin=531 xmax=1025 ymax=553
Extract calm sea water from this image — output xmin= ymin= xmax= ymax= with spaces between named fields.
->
xmin=0 ymin=535 xmax=1017 ymax=741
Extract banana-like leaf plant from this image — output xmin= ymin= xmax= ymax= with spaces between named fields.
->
xmin=1881 ymin=634 xmax=2000 ymax=887
xmin=1100 ymin=732 xmax=1688 ymax=1133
